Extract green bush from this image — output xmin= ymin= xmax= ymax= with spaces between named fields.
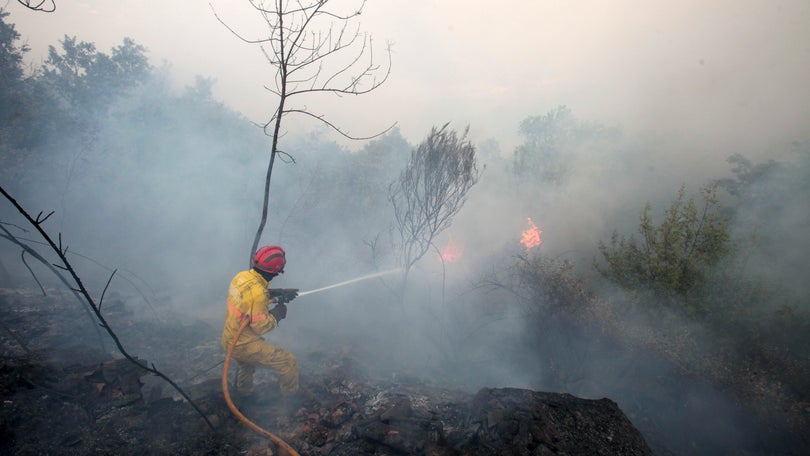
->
xmin=595 ymin=184 xmax=732 ymax=314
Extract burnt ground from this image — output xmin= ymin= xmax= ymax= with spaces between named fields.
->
xmin=0 ymin=287 xmax=653 ymax=455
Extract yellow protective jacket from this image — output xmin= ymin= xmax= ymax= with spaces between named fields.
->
xmin=221 ymin=269 xmax=279 ymax=350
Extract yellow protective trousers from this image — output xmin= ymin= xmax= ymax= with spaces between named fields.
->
xmin=231 ymin=339 xmax=299 ymax=397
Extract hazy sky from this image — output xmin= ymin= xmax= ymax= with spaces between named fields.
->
xmin=8 ymin=0 xmax=810 ymax=156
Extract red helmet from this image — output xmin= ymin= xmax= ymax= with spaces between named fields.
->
xmin=252 ymin=245 xmax=286 ymax=274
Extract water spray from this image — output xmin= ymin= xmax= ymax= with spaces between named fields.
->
xmin=298 ymin=268 xmax=401 ymax=297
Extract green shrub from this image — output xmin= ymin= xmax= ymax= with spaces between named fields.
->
xmin=595 ymin=184 xmax=732 ymax=314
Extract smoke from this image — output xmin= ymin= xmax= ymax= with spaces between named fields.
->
xmin=2 ymin=19 xmax=808 ymax=456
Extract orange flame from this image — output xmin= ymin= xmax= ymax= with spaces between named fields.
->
xmin=441 ymin=236 xmax=462 ymax=262
xmin=520 ymin=217 xmax=542 ymax=249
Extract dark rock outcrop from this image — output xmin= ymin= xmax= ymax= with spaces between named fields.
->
xmin=464 ymin=387 xmax=652 ymax=455
xmin=349 ymin=384 xmax=651 ymax=455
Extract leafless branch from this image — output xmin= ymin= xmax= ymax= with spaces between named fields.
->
xmin=17 ymin=0 xmax=56 ymax=13
xmin=284 ymin=108 xmax=396 ymax=140
xmin=275 ymin=149 xmax=296 ymax=164
xmin=0 ymin=221 xmax=28 ymax=232
xmin=20 ymin=250 xmax=46 ymax=296
xmin=0 ymin=232 xmax=156 ymax=316
xmin=209 ymin=3 xmax=273 ymax=44
xmin=0 ymin=228 xmax=105 ymax=347
xmin=98 ymin=269 xmax=117 ymax=313
xmin=0 ymin=185 xmax=214 ymax=430
xmin=388 ymin=125 xmax=480 ymax=302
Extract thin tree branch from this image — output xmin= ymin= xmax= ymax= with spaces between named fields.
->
xmin=0 ymin=221 xmax=28 ymax=232
xmin=0 ymin=185 xmax=214 ymax=430
xmin=284 ymin=108 xmax=396 ymax=140
xmin=98 ymin=269 xmax=117 ymax=314
xmin=209 ymin=3 xmax=274 ymax=44
xmin=17 ymin=0 xmax=56 ymax=13
xmin=0 ymin=230 xmax=106 ymax=349
xmin=20 ymin=250 xmax=46 ymax=296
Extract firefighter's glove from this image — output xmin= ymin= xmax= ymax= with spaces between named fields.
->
xmin=268 ymin=288 xmax=298 ymax=305
xmin=269 ymin=303 xmax=288 ymax=322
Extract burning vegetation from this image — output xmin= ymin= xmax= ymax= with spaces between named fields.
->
xmin=520 ymin=218 xmax=543 ymax=250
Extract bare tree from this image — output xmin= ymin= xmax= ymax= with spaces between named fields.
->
xmin=388 ymin=124 xmax=480 ymax=299
xmin=211 ymin=0 xmax=393 ymax=264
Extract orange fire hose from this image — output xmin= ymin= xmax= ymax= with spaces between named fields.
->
xmin=222 ymin=317 xmax=300 ymax=456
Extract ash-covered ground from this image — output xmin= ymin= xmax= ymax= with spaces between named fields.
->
xmin=0 ymin=287 xmax=652 ymax=455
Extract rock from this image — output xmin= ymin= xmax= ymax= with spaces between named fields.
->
xmin=461 ymin=387 xmax=653 ymax=455
xmin=348 ymin=384 xmax=651 ymax=455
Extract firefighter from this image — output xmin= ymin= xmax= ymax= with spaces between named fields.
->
xmin=221 ymin=245 xmax=299 ymax=399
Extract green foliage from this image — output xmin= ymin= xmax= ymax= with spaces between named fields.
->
xmin=0 ymin=10 xmax=35 ymax=151
xmin=716 ymin=153 xmax=780 ymax=200
xmin=41 ymin=35 xmax=151 ymax=113
xmin=512 ymin=106 xmax=619 ymax=185
xmin=0 ymin=9 xmax=27 ymax=82
xmin=596 ymin=184 xmax=732 ymax=306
